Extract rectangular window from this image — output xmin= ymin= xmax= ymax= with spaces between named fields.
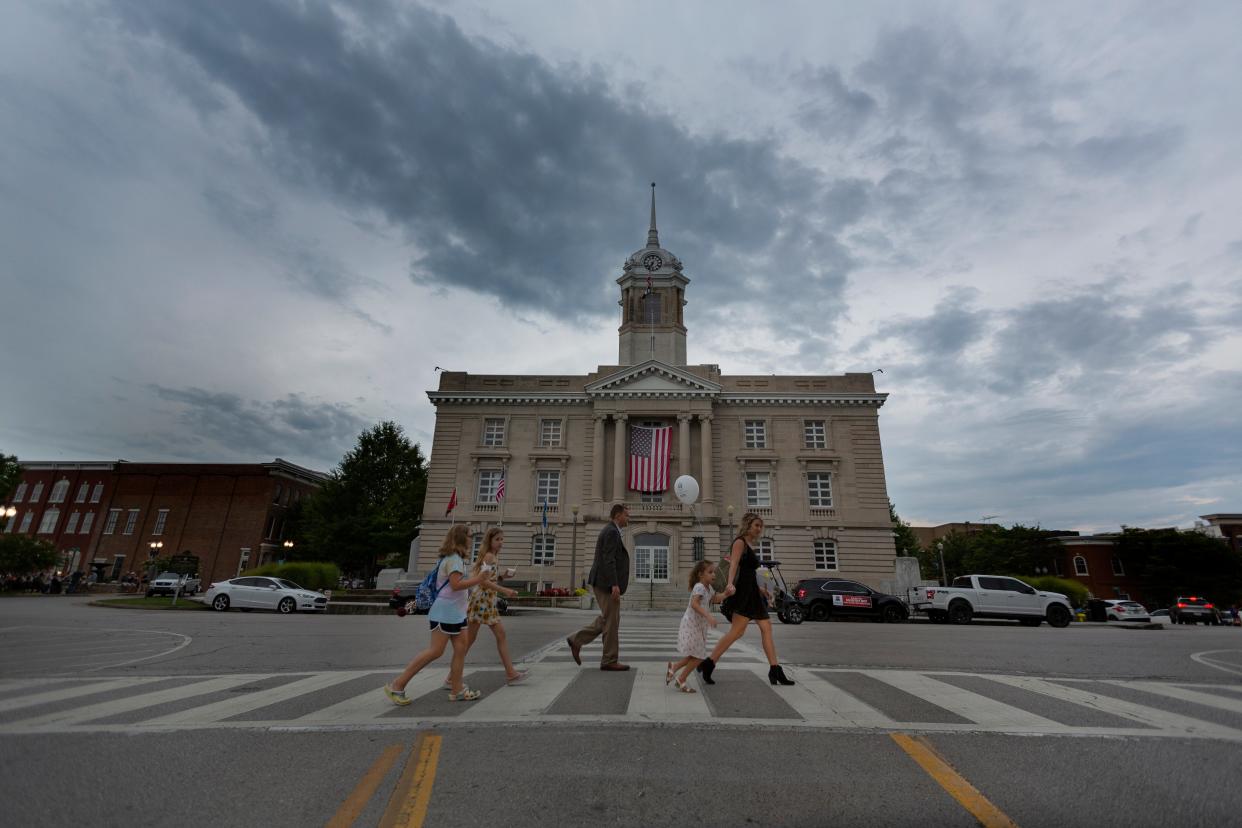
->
xmin=49 ymin=481 xmax=68 ymax=503
xmin=477 ymin=470 xmax=501 ymax=504
xmin=804 ymin=420 xmax=827 ymax=449
xmin=807 ymin=473 xmax=833 ymax=508
xmin=4 ymin=513 xmax=16 ymax=533
xmin=153 ymin=509 xmax=169 ymax=536
xmin=90 ymin=483 xmax=103 ymax=503
xmin=80 ymin=512 xmax=94 ymax=535
xmin=13 ymin=482 xmax=26 ymax=503
xmin=103 ymin=509 xmax=121 ymax=535
xmin=640 ymin=491 xmax=662 ymax=504
xmin=539 ymin=419 xmax=562 ymax=447
xmin=37 ymin=509 xmax=59 ymax=534
xmin=65 ymin=511 xmax=80 ymax=534
xmin=813 ymin=539 xmax=838 ymax=570
xmin=745 ymin=472 xmax=771 ymax=508
xmin=1111 ymin=557 xmax=1125 ymax=576
xmin=482 ymin=418 xmax=506 ymax=447
xmin=75 ymin=483 xmax=89 ymax=503
xmin=19 ymin=512 xmax=33 ymax=533
xmin=110 ymin=556 xmax=125 ymax=581
xmin=743 ymin=420 xmax=767 ymax=449
xmin=756 ymin=538 xmax=774 ymax=562
xmin=536 ymin=470 xmax=560 ymax=505
xmin=122 ymin=509 xmax=140 ymax=535
xmin=30 ymin=482 xmax=43 ymax=502
xmin=472 ymin=534 xmax=483 ymax=559
xmin=532 ymin=535 xmax=556 ymax=565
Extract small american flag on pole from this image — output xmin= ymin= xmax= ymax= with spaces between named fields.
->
xmin=495 ymin=472 xmax=506 ymax=503
xmin=628 ymin=425 xmax=671 ymax=492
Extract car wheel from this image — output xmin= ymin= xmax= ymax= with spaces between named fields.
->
xmin=810 ymin=602 xmax=831 ymax=622
xmin=947 ymin=601 xmax=973 ymax=625
xmin=784 ymin=604 xmax=805 ymax=625
xmin=1046 ymin=604 xmax=1072 ymax=628
xmin=212 ymin=594 xmax=230 ymax=612
xmin=881 ymin=604 xmax=907 ymax=623
xmin=278 ymin=597 xmax=296 ymax=614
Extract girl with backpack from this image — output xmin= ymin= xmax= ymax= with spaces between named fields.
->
xmin=384 ymin=525 xmax=496 ymax=704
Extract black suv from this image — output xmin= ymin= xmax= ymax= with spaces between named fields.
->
xmin=1170 ymin=596 xmax=1220 ymax=625
xmin=792 ymin=578 xmax=908 ymax=623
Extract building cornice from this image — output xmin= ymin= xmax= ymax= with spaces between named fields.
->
xmin=719 ymin=393 xmax=888 ymax=407
xmin=585 ymin=360 xmax=722 ymax=398
xmin=427 ymin=392 xmax=591 ymax=406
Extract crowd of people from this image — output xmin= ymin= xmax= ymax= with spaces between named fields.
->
xmin=383 ymin=504 xmax=794 ymax=706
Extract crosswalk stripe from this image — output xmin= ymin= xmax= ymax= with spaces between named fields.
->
xmin=872 ymin=672 xmax=1062 ymax=730
xmin=457 ymin=665 xmax=583 ymax=723
xmin=779 ymin=669 xmax=893 ymax=727
xmin=985 ymin=675 xmax=1242 ymax=738
xmin=0 ymin=678 xmax=160 ymax=714
xmin=1113 ymin=681 xmax=1242 ymax=715
xmin=143 ymin=672 xmax=369 ymax=725
xmin=626 ymin=663 xmax=713 ymax=721
xmin=304 ymin=671 xmax=448 ymax=724
xmin=14 ymin=676 xmax=260 ymax=728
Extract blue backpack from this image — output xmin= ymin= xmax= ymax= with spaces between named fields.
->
xmin=413 ymin=561 xmax=451 ymax=611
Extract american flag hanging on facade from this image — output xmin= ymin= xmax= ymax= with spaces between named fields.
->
xmin=628 ymin=425 xmax=671 ymax=492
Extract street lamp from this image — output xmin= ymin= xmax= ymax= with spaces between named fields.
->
xmin=934 ymin=540 xmax=947 ymax=587
xmin=1 ymin=505 xmax=15 ymax=522
xmin=570 ymin=505 xmax=580 ymax=590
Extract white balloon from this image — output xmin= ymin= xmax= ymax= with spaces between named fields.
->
xmin=673 ymin=475 xmax=700 ymax=505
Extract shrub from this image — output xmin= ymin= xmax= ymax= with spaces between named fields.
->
xmin=242 ymin=561 xmax=340 ymax=591
xmin=1019 ymin=575 xmax=1089 ymax=608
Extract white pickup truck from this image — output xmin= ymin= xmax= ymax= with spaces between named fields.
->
xmin=908 ymin=575 xmax=1073 ymax=628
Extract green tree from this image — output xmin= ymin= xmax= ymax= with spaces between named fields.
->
xmin=0 ymin=452 xmax=20 ymax=502
xmin=889 ymin=502 xmax=921 ymax=558
xmin=0 ymin=534 xmax=58 ymax=574
xmin=1115 ymin=527 xmax=1242 ymax=607
xmin=297 ymin=422 xmax=427 ymax=578
xmin=963 ymin=524 xmax=1063 ymax=575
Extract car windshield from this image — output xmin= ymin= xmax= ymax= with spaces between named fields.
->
xmin=1120 ymin=602 xmax=1143 ymax=608
xmin=157 ymin=573 xmax=179 ymax=579
xmin=277 ymin=579 xmax=303 ymax=590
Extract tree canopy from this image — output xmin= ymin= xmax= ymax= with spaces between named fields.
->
xmin=0 ymin=534 xmax=58 ymax=575
xmin=1114 ymin=527 xmax=1242 ymax=606
xmin=889 ymin=502 xmax=921 ymax=558
xmin=293 ymin=422 xmax=427 ymax=577
xmin=0 ymin=452 xmax=20 ymax=503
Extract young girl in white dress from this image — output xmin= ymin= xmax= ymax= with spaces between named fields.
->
xmin=666 ymin=560 xmax=725 ymax=693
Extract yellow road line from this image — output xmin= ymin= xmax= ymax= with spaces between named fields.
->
xmin=326 ymin=743 xmax=405 ymax=828
xmin=379 ymin=733 xmax=443 ymax=828
xmin=891 ymin=733 xmax=1019 ymax=828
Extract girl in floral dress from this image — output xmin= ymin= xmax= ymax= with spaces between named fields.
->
xmin=666 ymin=560 xmax=725 ymax=693
xmin=466 ymin=528 xmax=528 ymax=685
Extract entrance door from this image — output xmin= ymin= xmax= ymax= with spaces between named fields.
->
xmin=633 ymin=534 xmax=670 ymax=583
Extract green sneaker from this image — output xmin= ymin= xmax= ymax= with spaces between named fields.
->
xmin=383 ymin=683 xmax=411 ymax=706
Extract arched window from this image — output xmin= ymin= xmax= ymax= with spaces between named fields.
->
xmin=49 ymin=480 xmax=70 ymax=503
xmin=13 ymin=482 xmax=27 ymax=502
xmin=643 ymin=292 xmax=661 ymax=324
xmin=30 ymin=482 xmax=44 ymax=502
xmin=1073 ymin=555 xmax=1089 ymax=576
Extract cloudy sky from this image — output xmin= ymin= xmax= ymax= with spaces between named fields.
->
xmin=2 ymin=0 xmax=1239 ymax=532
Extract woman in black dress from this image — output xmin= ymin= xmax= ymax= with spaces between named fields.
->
xmin=698 ymin=512 xmax=794 ymax=686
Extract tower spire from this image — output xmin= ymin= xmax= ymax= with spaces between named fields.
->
xmin=646 ymin=182 xmax=659 ymax=248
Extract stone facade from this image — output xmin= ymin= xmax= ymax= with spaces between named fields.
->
xmin=416 ymin=190 xmax=898 ymax=597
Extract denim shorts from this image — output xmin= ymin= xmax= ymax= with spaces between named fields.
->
xmin=429 ymin=620 xmax=465 ymax=635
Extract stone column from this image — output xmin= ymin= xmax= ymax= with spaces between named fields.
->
xmin=677 ymin=414 xmax=692 ymax=481
xmin=592 ymin=414 xmax=607 ymax=507
xmin=698 ymin=414 xmax=713 ymax=503
xmin=612 ymin=413 xmax=628 ymax=503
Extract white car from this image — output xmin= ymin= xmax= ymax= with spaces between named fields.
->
xmin=204 ymin=576 xmax=328 ymax=614
xmin=1105 ymin=599 xmax=1151 ymax=622
xmin=1149 ymin=609 xmax=1174 ymax=626
xmin=147 ymin=571 xmax=199 ymax=597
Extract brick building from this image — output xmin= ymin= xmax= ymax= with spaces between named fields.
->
xmin=4 ymin=459 xmax=327 ymax=583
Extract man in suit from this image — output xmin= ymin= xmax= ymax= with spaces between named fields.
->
xmin=567 ymin=503 xmax=631 ymax=671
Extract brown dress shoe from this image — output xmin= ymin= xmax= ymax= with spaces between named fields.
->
xmin=600 ymin=663 xmax=630 ymax=671
xmin=566 ymin=637 xmax=582 ymax=666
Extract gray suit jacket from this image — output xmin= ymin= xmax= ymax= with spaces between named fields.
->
xmin=587 ymin=523 xmax=630 ymax=595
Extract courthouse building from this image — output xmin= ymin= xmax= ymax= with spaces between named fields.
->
xmin=416 ymin=189 xmax=897 ymax=604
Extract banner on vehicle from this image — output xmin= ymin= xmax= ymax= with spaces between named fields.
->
xmin=833 ymin=594 xmax=872 ymax=608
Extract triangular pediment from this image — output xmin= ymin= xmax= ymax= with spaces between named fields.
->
xmin=586 ymin=361 xmax=722 ymax=398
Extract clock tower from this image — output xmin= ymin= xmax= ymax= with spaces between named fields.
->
xmin=617 ymin=184 xmax=689 ymax=366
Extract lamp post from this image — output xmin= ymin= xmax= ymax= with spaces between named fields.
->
xmin=935 ymin=540 xmax=947 ymax=587
xmin=570 ymin=505 xmax=580 ymax=590
xmin=1 ymin=505 xmax=15 ymax=525
xmin=148 ymin=541 xmax=163 ymax=600
xmin=282 ymin=539 xmax=294 ymax=563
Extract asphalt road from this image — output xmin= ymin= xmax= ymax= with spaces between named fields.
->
xmin=2 ymin=595 xmax=1241 ymax=827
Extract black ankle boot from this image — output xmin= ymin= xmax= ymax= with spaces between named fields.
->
xmin=768 ymin=665 xmax=794 ymax=686
xmin=699 ymin=657 xmax=716 ymax=684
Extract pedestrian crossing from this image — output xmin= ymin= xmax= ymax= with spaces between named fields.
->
xmin=3 ymin=662 xmax=1242 ymax=741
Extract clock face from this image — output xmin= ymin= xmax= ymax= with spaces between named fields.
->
xmin=642 ymin=253 xmax=663 ymax=271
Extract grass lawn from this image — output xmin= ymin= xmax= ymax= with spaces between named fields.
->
xmin=93 ymin=596 xmax=208 ymax=610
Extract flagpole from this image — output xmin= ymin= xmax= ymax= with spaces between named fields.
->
xmin=498 ymin=464 xmax=506 ymax=527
